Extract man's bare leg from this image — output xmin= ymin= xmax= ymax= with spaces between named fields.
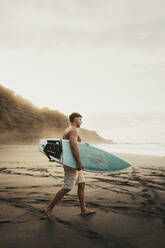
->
xmin=77 ymin=182 xmax=96 ymax=216
xmin=44 ymin=186 xmax=71 ymax=220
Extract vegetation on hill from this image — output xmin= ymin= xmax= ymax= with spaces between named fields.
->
xmin=0 ymin=85 xmax=114 ymax=144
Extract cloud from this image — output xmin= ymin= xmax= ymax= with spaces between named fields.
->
xmin=84 ymin=111 xmax=165 ymax=142
xmin=0 ymin=0 xmax=165 ymax=50
xmin=0 ymin=0 xmax=165 ymax=143
xmin=86 ymin=111 xmax=165 ymax=129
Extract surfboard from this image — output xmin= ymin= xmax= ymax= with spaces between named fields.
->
xmin=39 ymin=139 xmax=131 ymax=172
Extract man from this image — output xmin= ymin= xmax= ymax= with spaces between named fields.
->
xmin=44 ymin=112 xmax=96 ymax=220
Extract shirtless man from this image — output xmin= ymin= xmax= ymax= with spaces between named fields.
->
xmin=44 ymin=112 xmax=96 ymax=220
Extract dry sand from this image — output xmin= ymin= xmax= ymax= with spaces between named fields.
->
xmin=0 ymin=145 xmax=165 ymax=248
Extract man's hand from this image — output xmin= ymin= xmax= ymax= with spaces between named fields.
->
xmin=77 ymin=162 xmax=84 ymax=171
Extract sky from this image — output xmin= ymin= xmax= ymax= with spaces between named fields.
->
xmin=0 ymin=0 xmax=165 ymax=143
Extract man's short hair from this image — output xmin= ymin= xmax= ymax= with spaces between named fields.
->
xmin=69 ymin=112 xmax=82 ymax=123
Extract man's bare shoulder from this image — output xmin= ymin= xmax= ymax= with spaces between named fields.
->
xmin=63 ymin=126 xmax=78 ymax=139
xmin=68 ymin=126 xmax=78 ymax=136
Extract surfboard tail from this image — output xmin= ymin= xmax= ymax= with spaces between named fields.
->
xmin=40 ymin=139 xmax=62 ymax=163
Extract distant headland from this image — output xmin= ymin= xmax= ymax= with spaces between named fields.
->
xmin=0 ymin=85 xmax=114 ymax=145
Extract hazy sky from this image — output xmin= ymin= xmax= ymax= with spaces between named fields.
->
xmin=0 ymin=0 xmax=165 ymax=142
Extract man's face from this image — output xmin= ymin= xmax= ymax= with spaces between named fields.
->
xmin=74 ymin=117 xmax=82 ymax=127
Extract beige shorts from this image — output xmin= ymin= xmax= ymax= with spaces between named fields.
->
xmin=63 ymin=165 xmax=85 ymax=189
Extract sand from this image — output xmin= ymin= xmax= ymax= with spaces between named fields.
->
xmin=0 ymin=144 xmax=165 ymax=248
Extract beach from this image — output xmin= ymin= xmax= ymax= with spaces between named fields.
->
xmin=0 ymin=145 xmax=165 ymax=248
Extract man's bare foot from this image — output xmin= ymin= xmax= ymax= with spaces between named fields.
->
xmin=44 ymin=208 xmax=56 ymax=221
xmin=81 ymin=208 xmax=96 ymax=216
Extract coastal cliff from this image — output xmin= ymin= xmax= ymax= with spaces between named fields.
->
xmin=0 ymin=85 xmax=114 ymax=144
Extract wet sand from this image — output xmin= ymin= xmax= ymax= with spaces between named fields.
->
xmin=0 ymin=145 xmax=165 ymax=248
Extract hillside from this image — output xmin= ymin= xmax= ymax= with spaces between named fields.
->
xmin=0 ymin=85 xmax=114 ymax=144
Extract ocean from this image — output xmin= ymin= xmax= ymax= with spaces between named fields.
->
xmin=94 ymin=143 xmax=165 ymax=157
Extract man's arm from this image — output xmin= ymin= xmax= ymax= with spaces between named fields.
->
xmin=77 ymin=135 xmax=81 ymax=142
xmin=69 ymin=130 xmax=84 ymax=170
xmin=78 ymin=135 xmax=89 ymax=145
